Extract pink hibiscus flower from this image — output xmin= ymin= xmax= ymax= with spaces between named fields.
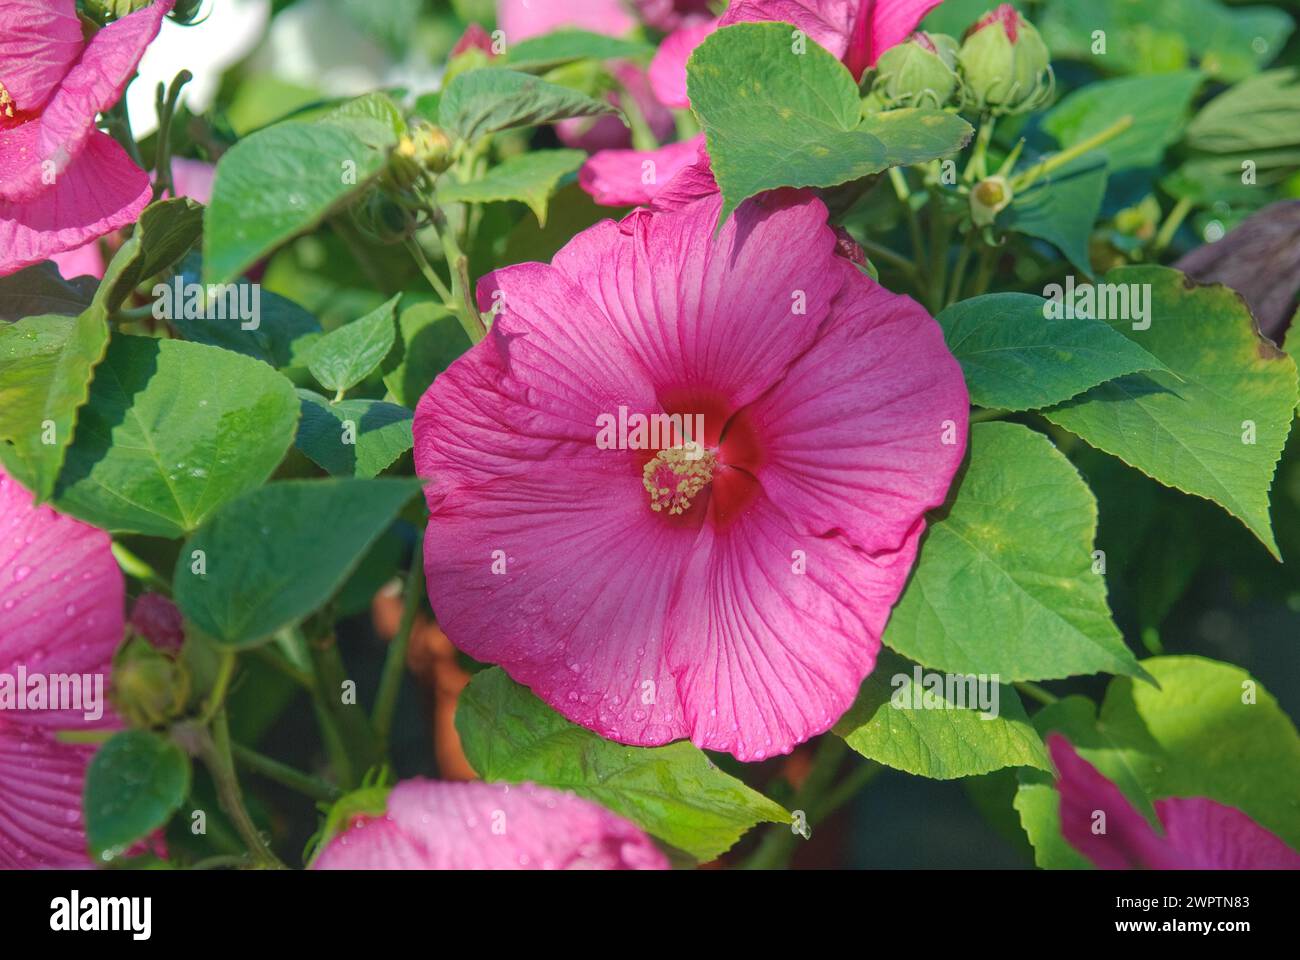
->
xmin=313 ymin=779 xmax=667 ymax=870
xmin=1050 ymin=736 xmax=1300 ymax=870
xmin=0 ymin=0 xmax=174 ymax=278
xmin=413 ymin=191 xmax=967 ymax=761
xmin=0 ymin=466 xmax=125 ymax=868
xmin=634 ymin=0 xmax=716 ymax=33
xmin=721 ymin=0 xmax=945 ymax=80
xmin=497 ymin=0 xmax=637 ymax=43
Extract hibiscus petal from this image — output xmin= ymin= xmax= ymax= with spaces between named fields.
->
xmin=0 ymin=465 xmax=123 ymax=730
xmin=855 ymin=0 xmax=945 ymax=73
xmin=665 ymin=493 xmax=913 ymax=760
xmin=745 ymin=262 xmax=968 ymax=555
xmin=1154 ymin=797 xmax=1300 ymax=869
xmin=1049 ymin=735 xmax=1187 ymax=869
xmin=421 ymin=464 xmax=698 ymax=747
xmin=0 ymin=0 xmax=83 ymax=114
xmin=416 ymin=261 xmax=659 ymax=499
xmin=0 ymin=131 xmax=150 ymax=278
xmin=0 ymin=726 xmax=95 ymax=868
xmin=720 ymin=0 xmax=858 ymax=61
xmin=578 ymin=135 xmax=705 ymax=207
xmin=648 ymin=20 xmax=718 ymax=109
xmin=551 ymin=191 xmax=843 ymax=412
xmin=314 ymin=779 xmax=668 ymax=870
xmin=0 ymin=0 xmax=172 ymax=202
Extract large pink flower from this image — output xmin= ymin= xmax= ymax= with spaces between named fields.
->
xmin=313 ymin=779 xmax=667 ymax=870
xmin=578 ymin=133 xmax=708 ymax=206
xmin=1050 ymin=736 xmax=1300 ymax=870
xmin=497 ymin=0 xmax=637 ymax=43
xmin=414 ymin=192 xmax=967 ymax=761
xmin=0 ymin=466 xmax=125 ymax=868
xmin=0 ymin=0 xmax=173 ymax=277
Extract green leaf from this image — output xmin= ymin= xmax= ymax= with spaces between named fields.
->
xmin=438 ymin=68 xmax=620 ymax=143
xmin=172 ymin=290 xmax=322 ymax=370
xmin=303 ymin=294 xmax=400 ymax=393
xmin=885 ymin=422 xmax=1144 ymax=682
xmin=99 ymin=198 xmax=205 ymax=313
xmin=1186 ymin=68 xmax=1300 ymax=153
xmin=439 ymin=149 xmax=585 ymax=226
xmin=84 ymin=731 xmax=191 ymax=857
xmin=49 ymin=335 xmax=300 ymax=538
xmin=203 ymin=105 xmax=399 ymax=284
xmin=936 ymin=292 xmax=1168 ymax=411
xmin=1001 ymin=157 xmax=1107 ymax=276
xmin=295 ymin=390 xmax=413 ymax=477
xmin=456 ymin=667 xmax=790 ymax=861
xmin=1042 ymin=71 xmax=1204 ymax=172
xmin=380 ymin=301 xmax=468 ymax=408
xmin=0 ymin=262 xmax=96 ymax=321
xmin=1042 ymin=265 xmax=1299 ymax=558
xmin=1015 ymin=656 xmax=1300 ymax=866
xmin=505 ymin=29 xmax=654 ymax=71
xmin=833 ymin=649 xmax=1049 ymax=779
xmin=0 ymin=310 xmax=109 ymax=500
xmin=688 ymin=22 xmax=973 ymax=225
xmin=174 ymin=477 xmax=420 ymax=648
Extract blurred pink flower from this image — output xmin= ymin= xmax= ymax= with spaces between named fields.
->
xmin=497 ymin=0 xmax=637 ymax=43
xmin=721 ymin=0 xmax=944 ymax=79
xmin=0 ymin=0 xmax=174 ymax=277
xmin=647 ymin=17 xmax=718 ymax=108
xmin=313 ymin=779 xmax=667 ymax=870
xmin=0 ymin=466 xmax=124 ymax=868
xmin=1050 ymin=736 xmax=1300 ymax=869
xmin=635 ymin=0 xmax=716 ymax=33
xmin=414 ymin=192 xmax=967 ymax=761
xmin=556 ymin=60 xmax=674 ymax=152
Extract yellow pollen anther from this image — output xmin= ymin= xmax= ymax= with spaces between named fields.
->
xmin=642 ymin=446 xmax=717 ymax=515
xmin=0 ymin=83 xmax=14 ymax=119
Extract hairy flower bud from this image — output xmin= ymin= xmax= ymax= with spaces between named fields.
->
xmin=110 ymin=636 xmax=191 ymax=729
xmin=958 ymin=4 xmax=1053 ymax=115
xmin=872 ymin=32 xmax=960 ymax=110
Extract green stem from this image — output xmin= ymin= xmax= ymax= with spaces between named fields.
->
xmin=248 ymin=646 xmax=315 ymax=691
xmin=861 ymin=238 xmax=917 ymax=277
xmin=1152 ymin=196 xmax=1194 ymax=254
xmin=946 ymin=231 xmax=975 ymax=306
xmin=200 ymin=712 xmax=285 ymax=868
xmin=405 ymin=236 xmax=455 ymax=306
xmin=740 ymin=736 xmax=851 ymax=870
xmin=111 ymin=541 xmax=171 ymax=593
xmin=196 ymin=649 xmax=236 ymax=726
xmin=927 ymin=199 xmax=949 ymax=314
xmin=232 ymin=743 xmax=342 ymax=803
xmin=969 ymin=407 xmax=1010 ymax=423
xmin=372 ymin=554 xmax=425 ymax=746
xmin=152 ymin=70 xmax=192 ymax=201
xmin=307 ymin=631 xmax=382 ymax=789
xmin=889 ymin=167 xmax=927 ymax=281
xmin=104 ymin=98 xmax=145 ymax=170
xmin=971 ymin=246 xmax=998 ymax=296
xmin=1015 ymin=681 xmax=1059 ymax=706
xmin=964 ymin=115 xmax=996 ymax=183
xmin=425 ymin=207 xmax=487 ymax=344
xmin=1013 ymin=115 xmax=1134 ymax=192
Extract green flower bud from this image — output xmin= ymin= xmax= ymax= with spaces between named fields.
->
xmin=110 ymin=636 xmax=191 ymax=729
xmin=970 ymin=175 xmax=1013 ymax=226
xmin=350 ymin=189 xmax=418 ymax=245
xmin=871 ymin=32 xmax=960 ymax=110
xmin=385 ymin=121 xmax=454 ymax=191
xmin=958 ymin=4 xmax=1053 ymax=115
